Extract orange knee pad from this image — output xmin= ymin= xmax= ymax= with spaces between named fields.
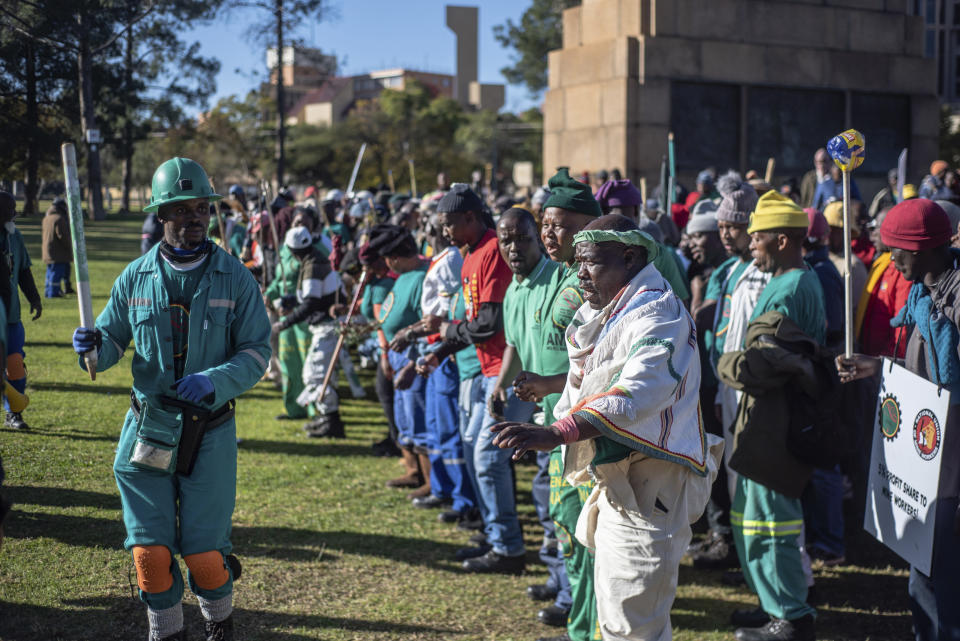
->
xmin=6 ymin=353 xmax=25 ymax=381
xmin=132 ymin=545 xmax=173 ymax=593
xmin=184 ymin=550 xmax=229 ymax=590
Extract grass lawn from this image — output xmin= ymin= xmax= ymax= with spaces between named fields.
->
xmin=0 ymin=208 xmax=913 ymax=640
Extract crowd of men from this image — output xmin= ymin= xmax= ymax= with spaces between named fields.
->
xmin=1 ymin=149 xmax=959 ymax=641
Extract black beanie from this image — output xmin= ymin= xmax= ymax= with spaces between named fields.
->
xmin=437 ymin=183 xmax=483 ymax=214
xmin=369 ymin=224 xmax=415 ymax=257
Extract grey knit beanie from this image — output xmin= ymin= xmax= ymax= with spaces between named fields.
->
xmin=716 ymin=184 xmax=758 ymax=224
xmin=686 ymin=212 xmax=718 ymax=234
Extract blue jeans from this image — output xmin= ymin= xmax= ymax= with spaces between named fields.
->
xmin=425 ymin=357 xmax=475 ymax=513
xmin=45 ymin=262 xmax=68 ymax=297
xmin=388 ymin=350 xmax=427 ymax=450
xmin=458 ymin=374 xmax=486 ymax=512
xmin=801 ymin=465 xmax=845 ymax=558
xmin=460 ymin=375 xmax=533 ymax=557
xmin=909 ymin=496 xmax=960 ymax=641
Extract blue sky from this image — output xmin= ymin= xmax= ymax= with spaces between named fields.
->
xmin=183 ymin=0 xmax=539 ymax=114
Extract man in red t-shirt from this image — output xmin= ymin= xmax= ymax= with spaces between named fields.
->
xmin=424 ymin=183 xmax=533 ymax=575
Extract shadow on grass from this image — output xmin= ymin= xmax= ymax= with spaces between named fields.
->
xmin=6 ymin=512 xmax=463 ymax=571
xmin=232 ymin=525 xmax=464 ymax=568
xmin=29 ymin=381 xmax=132 ymax=395
xmin=16 ymin=427 xmax=118 ymax=442
xmin=21 ymin=341 xmax=72 ymax=348
xmin=0 ymin=597 xmax=461 ymax=641
xmin=6 ymin=485 xmax=121 ymax=511
xmin=238 ymin=438 xmax=377 ymax=459
xmin=6 ymin=510 xmax=125 ymax=548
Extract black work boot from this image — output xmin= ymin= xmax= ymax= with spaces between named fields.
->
xmin=730 ymin=606 xmax=770 ymax=628
xmin=734 ymin=614 xmax=815 ymax=641
xmin=692 ymin=533 xmax=739 ymax=570
xmin=303 ymin=412 xmax=345 ymax=438
xmin=204 ymin=615 xmax=234 ymax=641
xmin=5 ymin=412 xmax=29 ymax=430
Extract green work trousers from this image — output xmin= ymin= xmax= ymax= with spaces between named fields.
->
xmin=278 ymin=322 xmax=313 ymax=419
xmin=549 ymin=448 xmax=601 ymax=641
xmin=731 ymin=476 xmax=816 ymax=621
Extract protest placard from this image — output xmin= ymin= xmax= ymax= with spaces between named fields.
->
xmin=864 ymin=359 xmax=950 ymax=576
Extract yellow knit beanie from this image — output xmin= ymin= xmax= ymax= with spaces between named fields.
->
xmin=747 ymin=191 xmax=809 ymax=233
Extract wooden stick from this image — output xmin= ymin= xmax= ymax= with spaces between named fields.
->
xmin=316 ymin=269 xmax=369 ymax=404
xmin=61 ymin=143 xmax=97 ymax=380
xmin=764 ymin=157 xmax=776 ymax=185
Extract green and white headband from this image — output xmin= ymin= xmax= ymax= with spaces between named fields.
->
xmin=572 ymin=229 xmax=659 ymax=262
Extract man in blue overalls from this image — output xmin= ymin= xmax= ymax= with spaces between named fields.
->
xmin=0 ymin=190 xmax=42 ymax=431
xmin=72 ymin=158 xmax=271 ymax=641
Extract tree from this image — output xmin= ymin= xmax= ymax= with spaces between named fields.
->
xmin=493 ymin=0 xmax=580 ymax=98
xmin=231 ymin=0 xmax=334 ymax=188
xmin=0 ymin=7 xmax=75 ymax=215
xmin=114 ymin=1 xmax=221 ymax=212
xmin=283 ymin=81 xmax=542 ymax=193
xmin=1 ymin=0 xmax=158 ymax=219
xmin=1 ymin=0 xmax=223 ymax=217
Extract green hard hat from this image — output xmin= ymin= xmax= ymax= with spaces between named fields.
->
xmin=144 ymin=157 xmax=222 ymax=213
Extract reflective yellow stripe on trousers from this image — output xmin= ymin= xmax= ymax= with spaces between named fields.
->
xmin=730 ymin=510 xmax=803 ymax=537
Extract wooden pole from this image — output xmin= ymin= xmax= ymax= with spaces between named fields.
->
xmin=316 ymin=269 xmax=369 ymax=404
xmin=61 ymin=143 xmax=97 ymax=380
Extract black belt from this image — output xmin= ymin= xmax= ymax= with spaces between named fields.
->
xmin=130 ymin=391 xmax=235 ymax=429
xmin=130 ymin=391 xmax=235 ymax=475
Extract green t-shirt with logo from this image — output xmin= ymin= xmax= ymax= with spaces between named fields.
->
xmin=377 ymin=265 xmax=426 ymax=342
xmin=503 ymin=256 xmax=561 ymax=373
xmin=539 ymin=264 xmax=584 ymax=425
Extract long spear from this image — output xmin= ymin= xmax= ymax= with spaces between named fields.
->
xmin=61 ymin=143 xmax=97 ymax=380
xmin=346 ymin=143 xmax=367 ymax=196
xmin=260 ymin=179 xmax=285 ymax=294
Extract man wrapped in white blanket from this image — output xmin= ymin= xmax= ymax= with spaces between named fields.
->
xmin=493 ymin=214 xmax=723 ymax=641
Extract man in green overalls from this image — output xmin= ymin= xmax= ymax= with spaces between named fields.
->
xmin=72 ymin=158 xmax=272 ymax=641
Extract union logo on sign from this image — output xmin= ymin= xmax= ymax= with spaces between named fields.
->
xmin=879 ymin=394 xmax=901 ymax=441
xmin=913 ymin=409 xmax=941 ymax=461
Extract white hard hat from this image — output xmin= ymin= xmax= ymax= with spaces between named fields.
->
xmin=350 ymin=201 xmax=370 ymax=219
xmin=323 ymin=188 xmax=344 ymax=203
xmin=284 ymin=226 xmax=313 ymax=250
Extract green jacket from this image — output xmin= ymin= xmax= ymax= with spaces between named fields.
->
xmin=93 ymin=244 xmax=272 ymax=410
xmin=716 ymin=311 xmax=815 ymax=498
xmin=264 ymin=239 xmax=330 ymax=302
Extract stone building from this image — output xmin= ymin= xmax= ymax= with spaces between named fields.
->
xmin=543 ymin=0 xmax=939 ymax=190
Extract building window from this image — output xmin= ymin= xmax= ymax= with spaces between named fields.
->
xmin=670 ymin=82 xmax=740 ymax=173
xmin=746 ymin=87 xmax=845 ymax=176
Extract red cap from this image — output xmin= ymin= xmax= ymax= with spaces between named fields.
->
xmin=805 ymin=207 xmax=829 ymax=240
xmin=880 ymin=199 xmax=952 ymax=251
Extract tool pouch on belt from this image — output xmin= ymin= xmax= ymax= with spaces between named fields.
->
xmin=129 ymin=398 xmax=183 ymax=474
xmin=129 ymin=392 xmax=235 ymax=476
xmin=158 ymin=395 xmax=236 ymax=476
